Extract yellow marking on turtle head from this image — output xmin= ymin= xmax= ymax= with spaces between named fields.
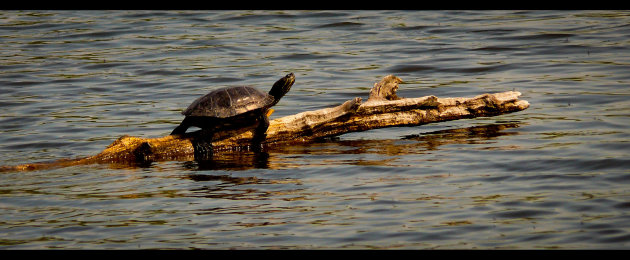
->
xmin=266 ymin=109 xmax=274 ymax=117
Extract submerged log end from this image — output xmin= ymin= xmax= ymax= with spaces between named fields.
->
xmin=91 ymin=134 xmax=194 ymax=163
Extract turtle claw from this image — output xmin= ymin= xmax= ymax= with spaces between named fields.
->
xmin=193 ymin=139 xmax=213 ymax=161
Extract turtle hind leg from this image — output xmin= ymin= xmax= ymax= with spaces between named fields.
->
xmin=170 ymin=117 xmax=191 ymax=135
xmin=192 ymin=128 xmax=214 ymax=161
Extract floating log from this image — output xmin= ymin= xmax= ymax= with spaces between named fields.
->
xmin=2 ymin=75 xmax=529 ymax=172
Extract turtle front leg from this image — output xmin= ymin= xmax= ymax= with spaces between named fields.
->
xmin=252 ymin=112 xmax=270 ymax=149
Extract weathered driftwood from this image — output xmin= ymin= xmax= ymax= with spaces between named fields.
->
xmin=2 ymin=75 xmax=529 ymax=172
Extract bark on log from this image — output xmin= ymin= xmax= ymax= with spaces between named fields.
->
xmin=2 ymin=75 xmax=529 ymax=172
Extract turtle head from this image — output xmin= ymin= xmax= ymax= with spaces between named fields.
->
xmin=268 ymin=73 xmax=295 ymax=106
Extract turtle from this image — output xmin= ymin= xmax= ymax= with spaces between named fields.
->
xmin=170 ymin=73 xmax=295 ymax=152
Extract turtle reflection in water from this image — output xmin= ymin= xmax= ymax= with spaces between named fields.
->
xmin=171 ymin=73 xmax=295 ymax=159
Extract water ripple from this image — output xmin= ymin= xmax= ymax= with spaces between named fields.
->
xmin=1 ymin=10 xmax=629 ymax=249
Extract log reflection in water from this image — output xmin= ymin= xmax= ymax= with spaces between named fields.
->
xmin=182 ymin=122 xmax=522 ymax=170
xmin=276 ymin=121 xmax=520 ymax=153
xmin=174 ymin=122 xmax=522 ymax=202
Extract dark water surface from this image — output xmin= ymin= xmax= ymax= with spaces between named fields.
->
xmin=1 ymin=10 xmax=629 ymax=249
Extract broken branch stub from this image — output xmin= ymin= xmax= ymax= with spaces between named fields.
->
xmin=368 ymin=75 xmax=403 ymax=101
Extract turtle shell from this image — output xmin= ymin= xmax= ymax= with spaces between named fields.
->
xmin=182 ymin=86 xmax=274 ymax=118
